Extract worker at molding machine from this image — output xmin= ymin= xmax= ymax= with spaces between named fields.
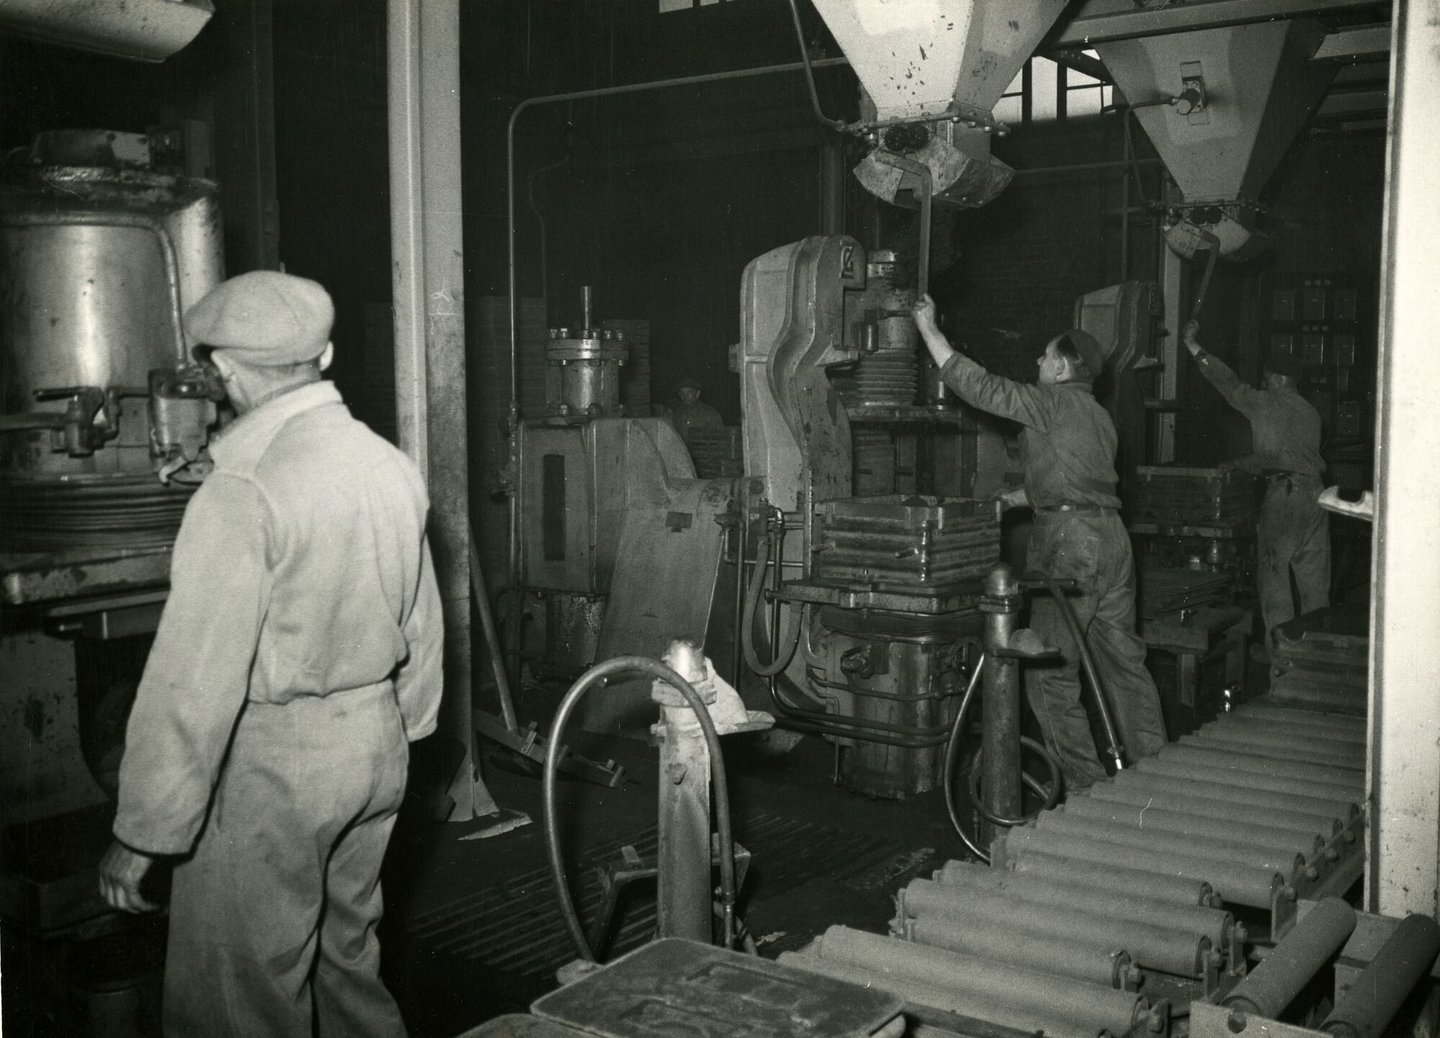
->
xmin=1183 ymin=319 xmax=1331 ymax=662
xmin=913 ymin=293 xmax=1166 ymax=792
xmin=97 ymin=271 xmax=442 ymax=1036
xmin=668 ymin=376 xmax=723 ymax=446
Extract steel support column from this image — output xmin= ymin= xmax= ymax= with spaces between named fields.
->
xmin=387 ymin=0 xmax=495 ymax=820
xmin=1369 ymin=0 xmax=1440 ymax=919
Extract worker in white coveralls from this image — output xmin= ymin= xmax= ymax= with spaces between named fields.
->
xmin=98 ymin=270 xmax=442 ymax=1037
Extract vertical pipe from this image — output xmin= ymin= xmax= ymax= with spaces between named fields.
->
xmin=981 ymin=564 xmax=1024 ymax=844
xmin=819 ymin=142 xmax=846 ymax=236
xmin=654 ymin=643 xmax=714 ymax=943
xmin=580 ymin=284 xmax=592 ymax=331
xmin=1369 ymin=0 xmax=1440 ymax=920
xmin=387 ymin=0 xmax=492 ymax=820
xmin=1156 ymin=215 xmax=1181 ymax=463
xmin=1119 ymin=102 xmax=1130 ymax=282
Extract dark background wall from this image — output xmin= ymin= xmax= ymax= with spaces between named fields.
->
xmin=2 ymin=0 xmax=1386 ymax=542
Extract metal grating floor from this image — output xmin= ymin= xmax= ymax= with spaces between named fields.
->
xmin=401 ymin=807 xmax=938 ymax=986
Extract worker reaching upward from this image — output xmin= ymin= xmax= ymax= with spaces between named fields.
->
xmin=1183 ymin=319 xmax=1330 ymax=658
xmin=913 ymin=294 xmax=1166 ymax=792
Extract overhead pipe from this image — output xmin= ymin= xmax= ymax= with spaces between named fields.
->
xmin=785 ymin=0 xmax=849 ymax=133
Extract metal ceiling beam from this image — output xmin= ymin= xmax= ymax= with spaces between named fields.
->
xmin=1050 ymin=0 xmax=1386 ymax=47
xmin=1314 ymin=23 xmax=1392 ymax=59
xmin=1047 ymin=46 xmax=1112 ymax=83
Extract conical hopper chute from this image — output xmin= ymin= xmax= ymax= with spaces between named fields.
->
xmin=812 ymin=0 xmax=1068 ymax=209
xmin=1095 ymin=19 xmax=1336 ymax=259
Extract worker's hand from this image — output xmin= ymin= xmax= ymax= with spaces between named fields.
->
xmin=993 ymin=485 xmax=1030 ymax=512
xmin=912 ymin=294 xmax=940 ymax=336
xmin=1182 ymin=319 xmax=1202 ymax=356
xmin=99 ymin=839 xmax=160 ymax=913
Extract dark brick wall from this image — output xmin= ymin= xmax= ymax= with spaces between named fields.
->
xmin=932 ymin=115 xmax=1144 ymax=379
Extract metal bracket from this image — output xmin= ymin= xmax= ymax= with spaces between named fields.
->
xmin=472 ymin=709 xmax=626 ymax=789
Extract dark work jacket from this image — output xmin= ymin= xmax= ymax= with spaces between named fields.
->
xmin=1195 ymin=352 xmax=1324 ymax=478
xmin=940 ymin=353 xmax=1121 ymax=509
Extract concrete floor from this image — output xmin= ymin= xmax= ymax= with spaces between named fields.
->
xmin=0 ymin=649 xmax=1273 ymax=1037
xmin=383 ymin=725 xmax=968 ymax=1037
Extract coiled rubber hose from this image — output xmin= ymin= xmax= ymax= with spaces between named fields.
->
xmin=542 ymin=656 xmax=737 ymax=962
xmin=942 ymin=654 xmax=1063 ymax=863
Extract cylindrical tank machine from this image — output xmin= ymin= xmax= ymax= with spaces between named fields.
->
xmin=0 ymin=128 xmax=227 ymax=1035
xmin=543 ymin=285 xmax=629 ymax=420
xmin=0 ymin=129 xmax=225 ymax=827
xmin=0 ymin=129 xmax=224 ymax=552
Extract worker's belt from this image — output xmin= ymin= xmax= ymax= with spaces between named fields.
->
xmin=1261 ymin=470 xmax=1321 ymax=498
xmin=1262 ymin=469 xmax=1318 ymax=480
xmin=1035 ymin=504 xmax=1116 ymax=516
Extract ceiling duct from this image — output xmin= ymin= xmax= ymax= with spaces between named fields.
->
xmin=0 ymin=0 xmax=214 ymax=62
xmin=1095 ymin=20 xmax=1336 ymax=260
xmin=812 ymin=0 xmax=1068 ymax=209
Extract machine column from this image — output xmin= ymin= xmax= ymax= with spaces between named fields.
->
xmin=979 ymin=563 xmax=1024 ymax=846
xmin=653 ymin=641 xmax=716 ymax=943
xmin=387 ymin=0 xmax=495 ymax=820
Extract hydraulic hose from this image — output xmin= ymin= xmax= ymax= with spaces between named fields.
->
xmin=967 ymin=743 xmax=1062 ymax=826
xmin=943 ymin=656 xmax=990 ymax=860
xmin=542 ymin=656 xmax=737 ymax=962
xmin=741 ymin=526 xmax=802 ymax=677
xmin=1043 ymin=577 xmax=1125 ymax=770
xmin=766 ymin=671 xmax=955 ymax=746
xmin=942 ymin=654 xmax=1063 ymax=863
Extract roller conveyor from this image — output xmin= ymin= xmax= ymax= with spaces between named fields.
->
xmin=777 ymin=700 xmax=1379 ymax=1038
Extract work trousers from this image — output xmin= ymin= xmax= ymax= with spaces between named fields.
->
xmin=1024 ymin=509 xmax=1167 ymax=791
xmin=164 ymin=683 xmax=409 ymax=1038
xmin=1257 ymin=474 xmax=1331 ymax=645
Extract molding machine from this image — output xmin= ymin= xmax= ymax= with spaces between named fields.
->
xmin=484 ymin=2 xmax=1437 ymax=1038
